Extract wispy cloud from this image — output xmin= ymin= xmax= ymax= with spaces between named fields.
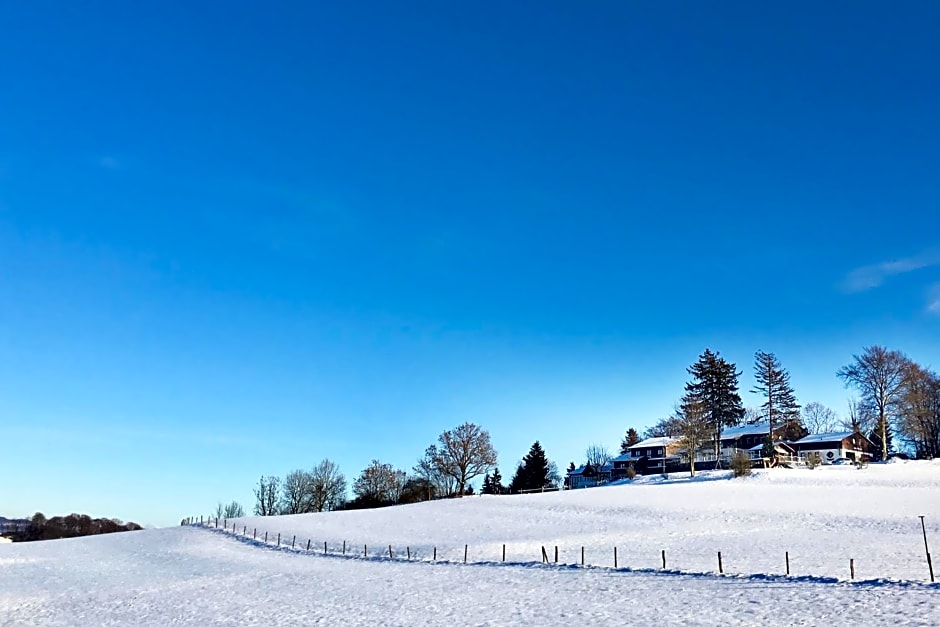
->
xmin=842 ymin=249 xmax=940 ymax=293
xmin=928 ymin=285 xmax=940 ymax=316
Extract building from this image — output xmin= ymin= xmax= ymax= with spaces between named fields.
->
xmin=620 ymin=437 xmax=684 ymax=475
xmin=566 ymin=462 xmax=614 ymax=489
xmin=790 ymin=432 xmax=873 ymax=463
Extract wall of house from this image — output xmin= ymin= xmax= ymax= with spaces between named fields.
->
xmin=798 ymin=446 xmax=848 ymax=463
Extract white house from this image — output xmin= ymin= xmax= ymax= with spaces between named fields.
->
xmin=790 ymin=431 xmax=873 ymax=463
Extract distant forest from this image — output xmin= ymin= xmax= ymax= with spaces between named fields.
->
xmin=8 ymin=512 xmax=142 ymax=542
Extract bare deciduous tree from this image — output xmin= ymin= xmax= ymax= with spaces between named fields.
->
xmin=676 ymin=398 xmax=711 ymax=477
xmin=585 ymin=444 xmax=611 ymax=469
xmin=310 ymin=459 xmax=347 ymax=512
xmin=644 ymin=415 xmax=683 ymax=438
xmin=253 ymin=475 xmax=280 ymax=516
xmin=413 ymin=445 xmax=455 ymax=499
xmin=434 ymin=422 xmax=498 ymax=496
xmin=222 ymin=501 xmax=244 ymax=519
xmin=353 ymin=460 xmax=405 ymax=504
xmin=802 ymin=402 xmax=839 ymax=434
xmin=837 ymin=346 xmax=910 ymax=461
xmin=280 ymin=469 xmax=316 ymax=514
xmin=898 ymin=363 xmax=940 ymax=459
xmin=843 ymin=397 xmax=875 ymax=435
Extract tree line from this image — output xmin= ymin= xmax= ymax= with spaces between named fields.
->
xmin=221 ymin=344 xmax=939 ymax=515
xmin=231 ymin=422 xmax=567 ymax=517
xmin=591 ymin=345 xmax=940 ymax=476
xmin=10 ymin=512 xmax=142 ymax=542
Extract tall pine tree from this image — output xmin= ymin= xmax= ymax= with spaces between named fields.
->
xmin=509 ymin=441 xmax=551 ymax=492
xmin=619 ymin=428 xmax=641 ymax=454
xmin=490 ymin=466 xmax=504 ymax=494
xmin=684 ymin=349 xmax=745 ymax=466
xmin=752 ymin=350 xmax=802 ymax=443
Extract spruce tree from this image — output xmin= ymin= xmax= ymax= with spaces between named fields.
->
xmin=684 ymin=349 xmax=745 ymax=465
xmin=752 ymin=350 xmax=802 ymax=444
xmin=491 ymin=467 xmax=503 ymax=494
xmin=481 ymin=472 xmax=493 ymax=495
xmin=509 ymin=441 xmax=551 ymax=492
xmin=619 ymin=428 xmax=641 ymax=454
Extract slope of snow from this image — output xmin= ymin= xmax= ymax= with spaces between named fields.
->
xmin=1 ymin=526 xmax=938 ymax=626
xmin=231 ymin=461 xmax=940 ymax=582
xmin=2 ymin=462 xmax=939 ymax=625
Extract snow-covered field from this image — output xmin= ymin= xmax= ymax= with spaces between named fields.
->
xmin=2 ymin=462 xmax=939 ymax=625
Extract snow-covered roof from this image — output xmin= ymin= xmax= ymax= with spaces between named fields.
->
xmin=721 ymin=423 xmax=771 ymax=439
xmin=610 ymin=453 xmax=631 ymax=463
xmin=628 ymin=437 xmax=674 ymax=449
xmin=793 ymin=432 xmax=855 ymax=444
xmin=567 ymin=465 xmax=588 ymax=476
xmin=568 ymin=462 xmax=614 ymax=475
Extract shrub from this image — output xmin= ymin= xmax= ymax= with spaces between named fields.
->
xmin=805 ymin=452 xmax=822 ymax=469
xmin=731 ymin=451 xmax=752 ymax=478
xmin=625 ymin=464 xmax=637 ymax=481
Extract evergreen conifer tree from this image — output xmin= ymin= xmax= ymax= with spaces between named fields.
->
xmin=509 ymin=441 xmax=551 ymax=492
xmin=752 ymin=351 xmax=802 ymax=445
xmin=684 ymin=349 xmax=745 ymax=465
xmin=481 ymin=472 xmax=493 ymax=495
xmin=619 ymin=428 xmax=641 ymax=454
xmin=490 ymin=467 xmax=504 ymax=494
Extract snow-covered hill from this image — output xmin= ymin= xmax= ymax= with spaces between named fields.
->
xmin=233 ymin=460 xmax=940 ymax=582
xmin=2 ymin=462 xmax=938 ymax=626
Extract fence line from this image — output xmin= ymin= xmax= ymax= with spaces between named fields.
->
xmin=180 ymin=515 xmax=938 ymax=585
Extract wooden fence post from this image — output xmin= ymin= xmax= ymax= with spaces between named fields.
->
xmin=661 ymin=550 xmax=666 ymax=569
xmin=277 ymin=533 xmax=280 ymax=547
xmin=433 ymin=546 xmax=437 ymax=561
xmin=581 ymin=546 xmax=584 ymax=566
xmin=243 ymin=525 xmax=246 ymax=536
xmin=224 ymin=519 xmax=227 ymax=530
xmin=364 ymin=544 xmax=367 ymax=557
xmin=307 ymin=539 xmax=311 ymax=551
xmin=389 ymin=545 xmax=393 ymax=559
xmin=343 ymin=540 xmax=346 ymax=555
xmin=850 ymin=559 xmax=855 ymax=580
xmin=264 ymin=531 xmax=267 ymax=543
xmin=920 ymin=516 xmax=935 ymax=583
xmin=541 ymin=546 xmax=548 ymax=563
xmin=717 ymin=552 xmax=723 ymax=574
xmin=464 ymin=544 xmax=468 ymax=563
xmin=614 ymin=546 xmax=618 ymax=568
xmin=554 ymin=546 xmax=558 ymax=563
xmin=254 ymin=528 xmax=257 ymax=540
xmin=785 ymin=551 xmax=790 ymax=576
xmin=324 ymin=541 xmax=327 ymax=555
xmin=291 ymin=535 xmax=296 ymax=549
xmin=502 ymin=544 xmax=506 ymax=562
xmin=407 ymin=547 xmax=411 ymax=559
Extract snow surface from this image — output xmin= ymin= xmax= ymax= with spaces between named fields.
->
xmin=2 ymin=462 xmax=939 ymax=625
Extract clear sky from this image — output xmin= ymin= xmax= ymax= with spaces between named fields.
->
xmin=1 ymin=1 xmax=938 ymax=527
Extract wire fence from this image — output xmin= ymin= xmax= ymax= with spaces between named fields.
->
xmin=180 ymin=514 xmax=937 ymax=585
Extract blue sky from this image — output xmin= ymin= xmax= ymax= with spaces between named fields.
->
xmin=1 ymin=1 xmax=938 ymax=526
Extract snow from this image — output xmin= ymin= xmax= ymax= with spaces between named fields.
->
xmin=2 ymin=461 xmax=940 ymax=625
xmin=628 ymin=436 xmax=673 ymax=449
xmin=793 ymin=431 xmax=855 ymax=444
xmin=720 ymin=423 xmax=772 ymax=439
